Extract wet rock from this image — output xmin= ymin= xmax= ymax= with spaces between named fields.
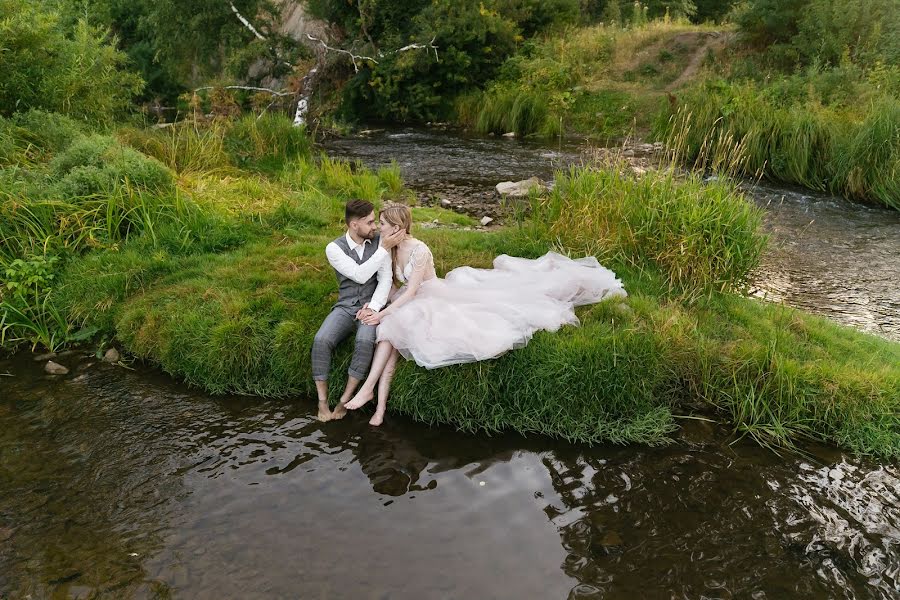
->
xmin=495 ymin=177 xmax=546 ymax=198
xmin=502 ymin=131 xmax=516 ymax=138
xmin=103 ymin=348 xmax=120 ymax=363
xmin=33 ymin=352 xmax=57 ymax=362
xmin=44 ymin=361 xmax=69 ymax=375
xmin=480 ymin=216 xmax=494 ymax=227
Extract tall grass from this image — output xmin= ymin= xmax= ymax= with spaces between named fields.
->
xmin=655 ymin=82 xmax=900 ymax=210
xmin=525 ymin=166 xmax=767 ymax=299
xmin=118 ymin=114 xmax=311 ymax=174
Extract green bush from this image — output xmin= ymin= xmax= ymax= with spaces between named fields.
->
xmin=0 ymin=1 xmax=143 ymax=122
xmin=51 ymin=135 xmax=174 ymax=196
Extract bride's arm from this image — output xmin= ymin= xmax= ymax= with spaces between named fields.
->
xmin=366 ymin=245 xmax=432 ymax=323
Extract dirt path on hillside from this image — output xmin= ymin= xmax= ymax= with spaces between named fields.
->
xmin=666 ymin=31 xmax=735 ymax=91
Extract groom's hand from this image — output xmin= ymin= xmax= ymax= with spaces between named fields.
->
xmin=380 ymin=229 xmax=404 ymax=250
xmin=356 ymin=305 xmax=373 ymax=321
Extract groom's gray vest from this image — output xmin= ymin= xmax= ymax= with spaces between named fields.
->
xmin=332 ymin=234 xmax=381 ymax=312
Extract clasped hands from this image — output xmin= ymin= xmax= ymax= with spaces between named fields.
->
xmin=355 ymin=304 xmax=383 ymax=326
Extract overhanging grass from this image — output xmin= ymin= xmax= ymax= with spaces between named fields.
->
xmin=4 ymin=113 xmax=898 ymax=457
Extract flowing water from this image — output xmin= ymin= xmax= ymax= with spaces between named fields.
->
xmin=2 ymin=352 xmax=899 ymax=599
xmin=324 ymin=128 xmax=900 ymax=341
xmin=3 ymin=129 xmax=899 ymax=599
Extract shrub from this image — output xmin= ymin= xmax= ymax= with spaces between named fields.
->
xmin=0 ymin=1 xmax=143 ymax=122
xmin=51 ymin=135 xmax=174 ymax=196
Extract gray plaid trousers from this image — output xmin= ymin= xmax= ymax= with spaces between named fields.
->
xmin=311 ymin=308 xmax=377 ymax=381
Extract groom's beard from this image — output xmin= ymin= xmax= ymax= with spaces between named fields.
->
xmin=362 ymin=230 xmax=377 ymax=240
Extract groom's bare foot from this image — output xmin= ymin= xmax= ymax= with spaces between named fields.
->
xmin=317 ymin=407 xmax=332 ymax=422
xmin=331 ymin=402 xmax=348 ymax=420
xmin=344 ymin=388 xmax=373 ymax=410
xmin=369 ymin=410 xmax=385 ymax=426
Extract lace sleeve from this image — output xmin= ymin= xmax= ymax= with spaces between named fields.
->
xmin=383 ymin=242 xmax=433 ymax=316
xmin=409 ymin=242 xmax=434 ymax=272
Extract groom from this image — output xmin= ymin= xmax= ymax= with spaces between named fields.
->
xmin=311 ymin=199 xmax=401 ymax=421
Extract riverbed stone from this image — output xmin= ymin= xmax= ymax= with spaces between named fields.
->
xmin=502 ymin=131 xmax=516 ymax=137
xmin=103 ymin=348 xmax=120 ymax=363
xmin=45 ymin=361 xmax=69 ymax=375
xmin=33 ymin=352 xmax=57 ymax=362
xmin=480 ymin=216 xmax=494 ymax=227
xmin=495 ymin=177 xmax=546 ymax=198
xmin=440 ymin=199 xmax=452 ymax=208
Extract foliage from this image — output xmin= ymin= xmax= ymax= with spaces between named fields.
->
xmin=0 ymin=1 xmax=143 ymax=122
xmin=51 ymin=0 xmax=294 ymax=103
xmin=735 ymin=0 xmax=900 ymax=69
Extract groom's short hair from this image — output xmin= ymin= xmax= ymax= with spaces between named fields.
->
xmin=345 ymin=199 xmax=374 ymax=224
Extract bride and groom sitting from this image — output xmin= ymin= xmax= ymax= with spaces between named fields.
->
xmin=312 ymin=199 xmax=627 ymax=427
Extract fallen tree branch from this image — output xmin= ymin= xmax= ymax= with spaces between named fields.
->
xmin=194 ymin=85 xmax=293 ymax=96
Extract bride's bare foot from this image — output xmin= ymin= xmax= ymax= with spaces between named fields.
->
xmin=331 ymin=402 xmax=348 ymax=420
xmin=344 ymin=388 xmax=374 ymax=410
xmin=369 ymin=409 xmax=385 ymax=426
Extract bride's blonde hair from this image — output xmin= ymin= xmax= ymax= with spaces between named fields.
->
xmin=380 ymin=203 xmax=413 ymax=286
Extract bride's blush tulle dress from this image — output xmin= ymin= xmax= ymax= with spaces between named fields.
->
xmin=376 ymin=241 xmax=627 ymax=369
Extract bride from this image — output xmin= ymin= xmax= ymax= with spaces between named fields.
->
xmin=343 ymin=203 xmax=627 ymax=426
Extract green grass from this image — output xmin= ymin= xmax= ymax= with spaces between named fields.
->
xmin=655 ymin=82 xmax=900 ymax=210
xmin=454 ymin=20 xmax=724 ymax=139
xmin=2 ymin=112 xmax=898 ymax=458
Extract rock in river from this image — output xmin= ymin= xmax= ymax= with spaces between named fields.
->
xmin=45 ymin=361 xmax=69 ymax=375
xmin=495 ymin=177 xmax=546 ymax=198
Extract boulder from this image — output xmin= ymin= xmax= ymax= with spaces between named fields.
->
xmin=45 ymin=361 xmax=69 ymax=375
xmin=495 ymin=177 xmax=546 ymax=198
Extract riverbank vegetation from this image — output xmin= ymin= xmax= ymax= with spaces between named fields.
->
xmin=2 ymin=112 xmax=898 ymax=458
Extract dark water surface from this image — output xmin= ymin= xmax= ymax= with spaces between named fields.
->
xmin=2 ymin=353 xmax=899 ymax=599
xmin=323 ymin=128 xmax=900 ymax=341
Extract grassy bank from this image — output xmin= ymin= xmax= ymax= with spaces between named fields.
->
xmin=654 ymin=82 xmax=900 ymax=210
xmin=2 ymin=114 xmax=898 ymax=458
xmin=454 ymin=20 xmax=721 ymax=140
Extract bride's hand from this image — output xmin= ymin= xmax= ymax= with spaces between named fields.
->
xmin=362 ymin=311 xmax=383 ymax=326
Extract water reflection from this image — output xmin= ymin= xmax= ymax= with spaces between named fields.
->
xmin=2 ymin=353 xmax=898 ymax=598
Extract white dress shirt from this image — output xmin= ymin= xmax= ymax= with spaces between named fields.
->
xmin=325 ymin=232 xmax=392 ymax=312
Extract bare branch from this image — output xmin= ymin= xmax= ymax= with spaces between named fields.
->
xmin=395 ymin=36 xmax=439 ymax=61
xmin=305 ymin=33 xmax=439 ymax=72
xmin=194 ymin=85 xmax=293 ymax=96
xmin=229 ymin=2 xmax=267 ymax=41
xmin=305 ymin=33 xmax=378 ymax=73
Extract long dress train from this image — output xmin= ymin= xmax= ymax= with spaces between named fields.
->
xmin=375 ymin=242 xmax=627 ymax=369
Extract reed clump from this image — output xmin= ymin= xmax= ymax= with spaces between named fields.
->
xmin=655 ymin=82 xmax=900 ymax=210
xmin=525 ymin=166 xmax=767 ymax=299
